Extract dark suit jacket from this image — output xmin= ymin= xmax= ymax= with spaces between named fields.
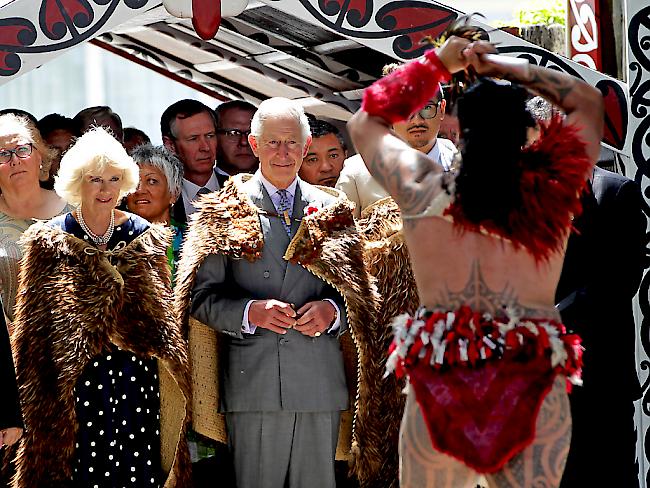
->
xmin=1 ymin=304 xmax=22 ymax=431
xmin=557 ymin=167 xmax=646 ymax=488
xmin=190 ymin=174 xmax=349 ymax=413
xmin=172 ymin=169 xmax=230 ymax=226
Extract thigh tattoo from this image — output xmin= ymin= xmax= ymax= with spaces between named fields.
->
xmin=399 ymin=390 xmax=479 ymax=488
xmin=486 ymin=377 xmax=572 ymax=488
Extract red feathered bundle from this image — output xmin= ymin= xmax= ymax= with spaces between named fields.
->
xmin=445 ymin=116 xmax=592 ymax=261
xmin=361 ymin=50 xmax=451 ymax=123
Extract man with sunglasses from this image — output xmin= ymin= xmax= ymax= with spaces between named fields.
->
xmin=337 ymin=64 xmax=455 ymax=218
xmin=215 ymin=100 xmax=259 ymax=176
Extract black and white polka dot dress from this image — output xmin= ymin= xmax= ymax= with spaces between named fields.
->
xmin=59 ymin=214 xmax=163 ymax=487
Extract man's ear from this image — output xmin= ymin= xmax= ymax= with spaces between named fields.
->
xmin=248 ymin=135 xmax=260 ymax=157
xmin=163 ymin=136 xmax=177 ymax=155
xmin=439 ymin=100 xmax=447 ymax=120
xmin=302 ymin=135 xmax=313 ymax=158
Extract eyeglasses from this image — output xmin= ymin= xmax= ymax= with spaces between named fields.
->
xmin=409 ymin=102 xmax=440 ymax=120
xmin=217 ymin=128 xmax=251 ymax=139
xmin=0 ymin=143 xmax=33 ymax=164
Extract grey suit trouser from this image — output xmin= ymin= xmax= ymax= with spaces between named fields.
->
xmin=226 ymin=411 xmax=341 ymax=488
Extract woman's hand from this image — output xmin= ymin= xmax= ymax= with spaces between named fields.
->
xmin=1 ymin=427 xmax=23 ymax=447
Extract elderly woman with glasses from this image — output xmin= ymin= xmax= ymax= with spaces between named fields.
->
xmin=0 ymin=114 xmax=70 ymax=324
xmin=10 ymin=128 xmax=191 ymax=487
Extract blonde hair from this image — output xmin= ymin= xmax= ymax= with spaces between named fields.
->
xmin=54 ymin=127 xmax=139 ymax=206
xmin=0 ymin=113 xmax=57 ymax=182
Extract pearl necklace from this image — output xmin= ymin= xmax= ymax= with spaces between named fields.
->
xmin=76 ymin=206 xmax=115 ymax=246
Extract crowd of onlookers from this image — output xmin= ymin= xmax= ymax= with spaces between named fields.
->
xmin=0 ymin=81 xmax=460 ymax=487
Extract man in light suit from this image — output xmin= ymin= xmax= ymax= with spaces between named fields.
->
xmin=190 ymin=97 xmax=348 ymax=488
xmin=337 ymin=69 xmax=455 ymax=218
xmin=161 ymin=99 xmax=229 ymax=226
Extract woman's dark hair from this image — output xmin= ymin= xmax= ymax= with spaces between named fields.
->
xmin=453 ymin=78 xmax=535 ymax=230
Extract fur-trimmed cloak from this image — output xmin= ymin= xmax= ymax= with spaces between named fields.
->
xmin=353 ymin=197 xmax=419 ymax=488
xmin=10 ymin=222 xmax=191 ymax=488
xmin=173 ymin=175 xmax=379 ymax=464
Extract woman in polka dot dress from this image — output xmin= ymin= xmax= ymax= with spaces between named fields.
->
xmin=10 ymin=128 xmax=191 ymax=487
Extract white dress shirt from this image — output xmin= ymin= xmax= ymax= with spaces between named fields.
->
xmin=215 ymin=166 xmax=231 ymax=179
xmin=181 ymin=171 xmax=220 ymax=217
xmin=242 ymin=172 xmax=341 ymax=334
xmin=428 ymin=137 xmax=456 ymax=171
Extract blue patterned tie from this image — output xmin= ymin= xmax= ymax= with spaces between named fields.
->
xmin=276 ymin=189 xmax=292 ymax=235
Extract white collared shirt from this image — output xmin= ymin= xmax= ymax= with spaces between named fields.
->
xmin=215 ymin=166 xmax=231 ymax=179
xmin=427 ymin=138 xmax=456 ymax=171
xmin=181 ymin=171 xmax=220 ymax=217
xmin=258 ymin=170 xmax=298 ymax=215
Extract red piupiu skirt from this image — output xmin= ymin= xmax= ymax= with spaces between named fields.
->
xmin=387 ymin=306 xmax=583 ymax=473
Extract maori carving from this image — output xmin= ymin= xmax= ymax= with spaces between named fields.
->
xmin=298 ymin=0 xmax=457 ymax=55
xmin=0 ymin=18 xmax=37 ymax=76
xmin=568 ymin=0 xmax=600 ymax=70
xmin=596 ymin=79 xmax=629 ymax=153
xmin=498 ymin=44 xmax=627 ymax=151
xmin=374 ymin=1 xmax=456 ymax=58
xmin=317 ymin=0 xmax=373 ymax=28
xmin=39 ymin=0 xmax=94 ymax=40
xmin=0 ymin=0 xmax=149 ymax=76
xmin=628 ymin=5 xmax=650 ymax=486
xmin=295 ymin=0 xmax=628 ymax=148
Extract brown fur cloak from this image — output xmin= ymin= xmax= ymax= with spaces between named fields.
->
xmin=352 ymin=197 xmax=420 ymax=488
xmin=10 ymin=222 xmax=191 ymax=488
xmin=173 ymin=175 xmax=379 ymax=465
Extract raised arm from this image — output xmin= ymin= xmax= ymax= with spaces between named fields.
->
xmin=347 ymin=37 xmax=471 ymax=215
xmin=466 ymin=42 xmax=604 ymax=165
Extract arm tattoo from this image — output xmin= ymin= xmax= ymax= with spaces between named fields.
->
xmin=506 ymin=66 xmax=576 ymax=108
xmin=433 ymin=260 xmax=557 ymax=320
xmin=368 ymin=145 xmax=440 ymax=216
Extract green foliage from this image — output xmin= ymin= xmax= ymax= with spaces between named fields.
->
xmin=514 ymin=0 xmax=567 ymax=26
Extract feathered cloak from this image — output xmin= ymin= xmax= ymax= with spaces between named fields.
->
xmin=354 ymin=197 xmax=419 ymax=488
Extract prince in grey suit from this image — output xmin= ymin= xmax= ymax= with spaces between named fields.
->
xmin=190 ymin=98 xmax=349 ymax=488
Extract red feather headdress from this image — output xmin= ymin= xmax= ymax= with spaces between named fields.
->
xmin=445 ymin=116 xmax=592 ymax=261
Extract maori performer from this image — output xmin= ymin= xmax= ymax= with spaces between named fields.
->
xmin=10 ymin=128 xmax=191 ymax=487
xmin=347 ymin=20 xmax=603 ymax=487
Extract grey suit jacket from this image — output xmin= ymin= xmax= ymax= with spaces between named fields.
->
xmin=191 ymin=173 xmax=349 ymax=413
